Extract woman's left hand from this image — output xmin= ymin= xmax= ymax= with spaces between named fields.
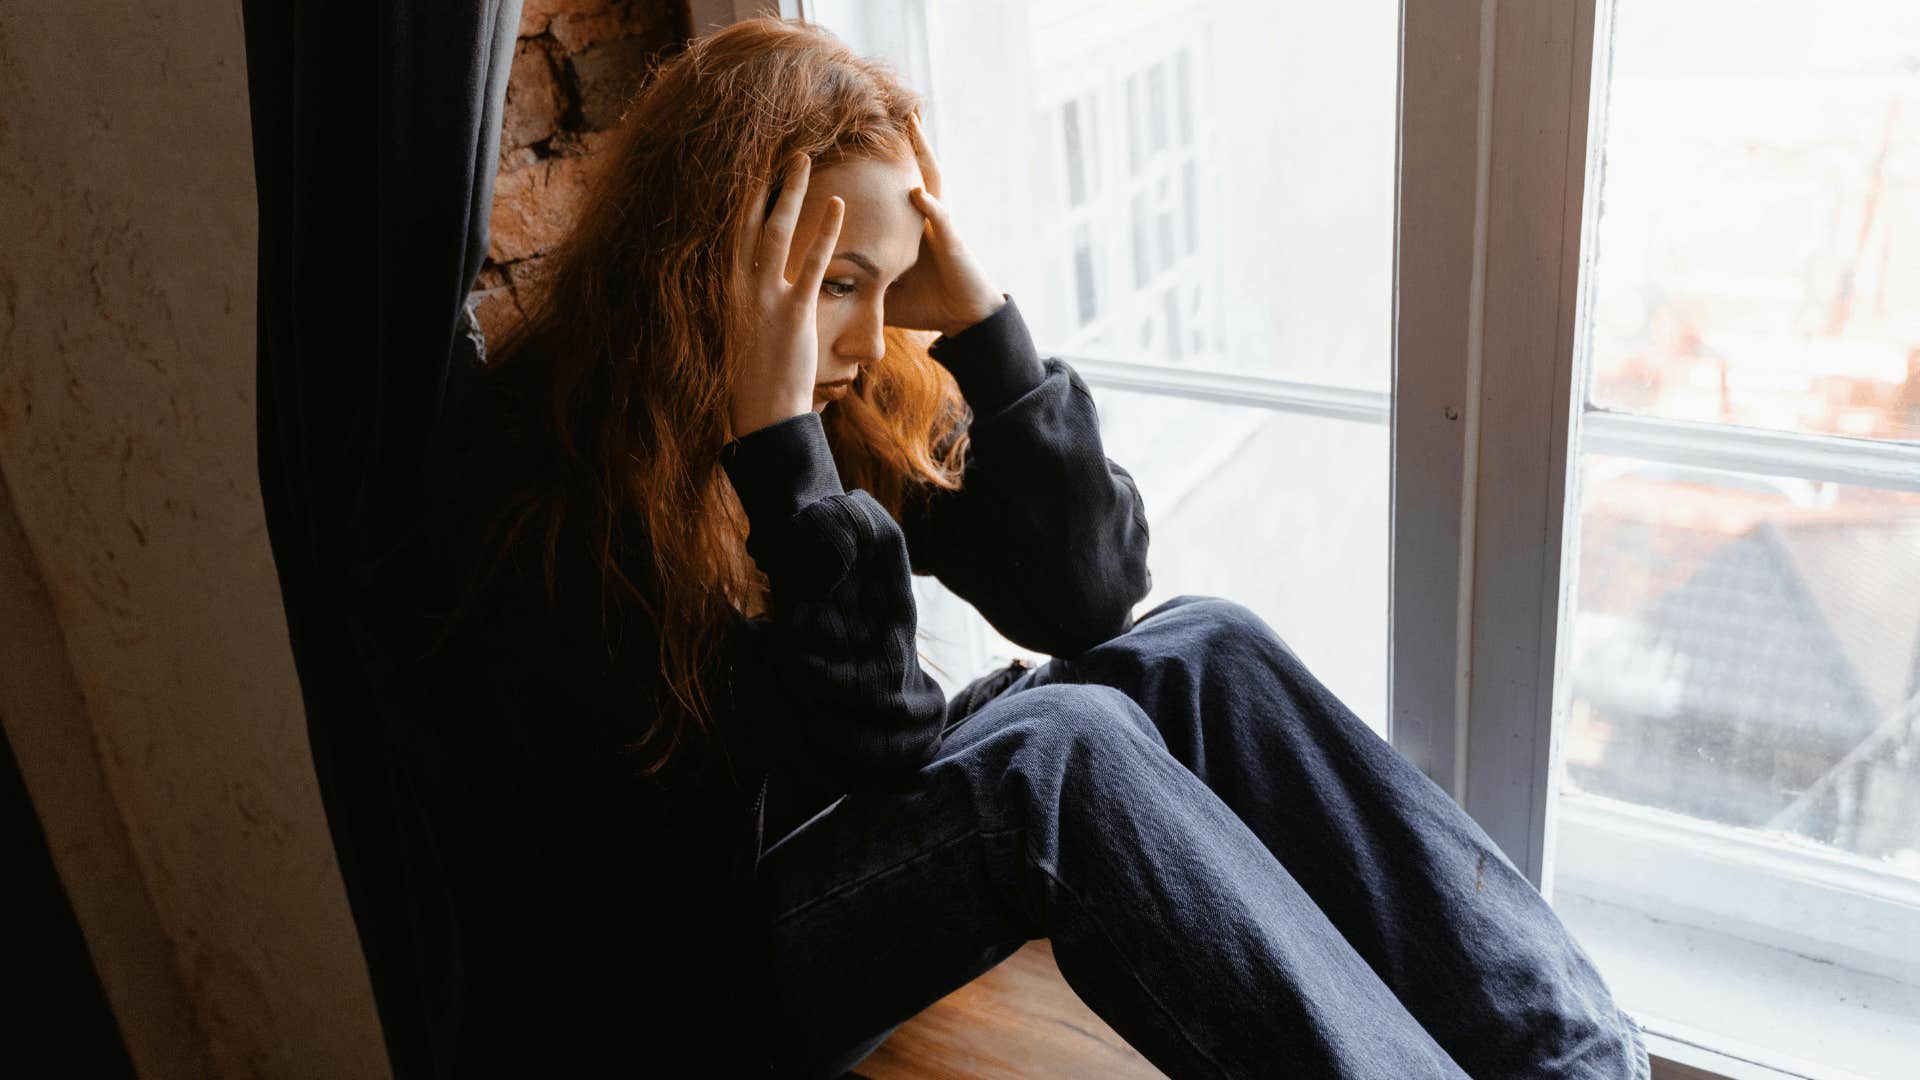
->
xmin=885 ymin=111 xmax=1007 ymax=339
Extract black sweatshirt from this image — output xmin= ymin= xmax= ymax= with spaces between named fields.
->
xmin=720 ymin=295 xmax=1154 ymax=797
xmin=378 ymin=294 xmax=1153 ymax=1071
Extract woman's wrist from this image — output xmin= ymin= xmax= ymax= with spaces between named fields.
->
xmin=941 ymin=293 xmax=1009 ymax=339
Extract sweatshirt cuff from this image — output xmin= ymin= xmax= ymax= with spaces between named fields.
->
xmin=720 ymin=410 xmax=846 ymax=530
xmin=928 ymin=294 xmax=1048 ymax=416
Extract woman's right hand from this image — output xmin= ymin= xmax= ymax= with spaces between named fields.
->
xmin=728 ymin=152 xmax=845 ymax=440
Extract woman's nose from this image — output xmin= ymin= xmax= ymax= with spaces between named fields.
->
xmin=836 ymin=302 xmax=887 ymax=364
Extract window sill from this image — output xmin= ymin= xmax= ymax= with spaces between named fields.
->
xmin=1646 ymin=1029 xmax=1831 ymax=1080
xmin=1554 ymin=795 xmax=1920 ymax=984
xmin=1558 ymin=891 xmax=1920 ymax=1079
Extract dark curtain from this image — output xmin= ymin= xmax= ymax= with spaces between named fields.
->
xmin=0 ymin=699 xmax=136 ymax=1077
xmin=239 ymin=3 xmax=522 ymax=1075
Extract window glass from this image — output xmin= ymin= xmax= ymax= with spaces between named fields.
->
xmin=1174 ymin=47 xmax=1193 ymax=147
xmin=1073 ymin=224 xmax=1098 ymax=326
xmin=809 ymin=0 xmax=1398 ymax=749
xmin=808 ymin=0 xmax=1396 ymax=386
xmin=1581 ymin=0 xmax=1920 ymax=443
xmin=1556 ymin=2 xmax=1920 ymax=1071
xmin=1566 ymin=455 xmax=1920 ymax=865
xmin=1063 ymin=99 xmax=1087 ymax=207
xmin=1131 ymin=191 xmax=1152 ymax=287
xmin=1089 ymin=386 xmax=1391 ymax=733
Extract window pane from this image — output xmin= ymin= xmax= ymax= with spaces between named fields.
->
xmin=1565 ymin=454 xmax=1920 ymax=863
xmin=1073 ymin=224 xmax=1098 ymax=326
xmin=1558 ymin=11 xmax=1920 ymax=1069
xmin=1187 ymin=278 xmax=1208 ymax=354
xmin=1093 ymin=388 xmax=1391 ymax=734
xmin=1087 ymin=92 xmax=1103 ymax=197
xmin=1131 ymin=190 xmax=1152 ymax=287
xmin=1126 ymin=72 xmax=1143 ymax=177
xmin=1182 ymin=157 xmax=1199 ymax=255
xmin=1175 ymin=48 xmax=1194 ymax=147
xmin=1062 ymin=99 xmax=1086 ymax=207
xmin=1581 ymin=0 xmax=1920 ymax=443
xmin=1162 ymin=286 xmax=1183 ymax=361
xmin=1155 ymin=176 xmax=1176 ymax=274
xmin=810 ymin=0 xmax=1398 ymax=747
xmin=814 ymin=0 xmax=1396 ymax=387
xmin=1147 ymin=60 xmax=1169 ymax=154
xmin=1555 ymin=451 xmax=1920 ymax=1073
xmin=916 ymin=388 xmax=1391 ymax=734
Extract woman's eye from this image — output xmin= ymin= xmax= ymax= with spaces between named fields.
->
xmin=822 ymin=280 xmax=856 ymax=298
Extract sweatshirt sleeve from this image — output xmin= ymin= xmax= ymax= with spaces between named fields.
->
xmin=719 ymin=410 xmax=951 ymax=792
xmin=901 ymin=295 xmax=1154 ymax=658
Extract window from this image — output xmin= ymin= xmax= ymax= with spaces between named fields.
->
xmin=1396 ymin=0 xmax=1920 ymax=1075
xmin=802 ymin=0 xmax=1398 ymax=739
xmin=1549 ymin=2 xmax=1920 ymax=1072
xmin=730 ymin=1 xmax=1920 ymax=1075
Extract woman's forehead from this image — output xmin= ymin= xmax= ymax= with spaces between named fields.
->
xmin=802 ymin=156 xmax=925 ymax=272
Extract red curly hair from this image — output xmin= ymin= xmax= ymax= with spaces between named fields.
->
xmin=471 ymin=15 xmax=972 ymax=780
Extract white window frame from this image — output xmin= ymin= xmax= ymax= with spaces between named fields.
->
xmin=703 ymin=4 xmax=1920 ymax=1076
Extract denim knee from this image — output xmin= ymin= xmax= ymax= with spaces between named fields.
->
xmin=980 ymin=684 xmax=1178 ymax=899
xmin=1135 ymin=593 xmax=1299 ymax=664
xmin=994 ymin=682 xmax=1168 ymax=755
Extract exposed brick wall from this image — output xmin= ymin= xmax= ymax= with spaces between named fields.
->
xmin=471 ymin=0 xmax=692 ymax=345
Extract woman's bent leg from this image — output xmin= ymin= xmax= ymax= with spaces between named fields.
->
xmin=753 ymin=681 xmax=1470 ymax=1079
xmin=1042 ymin=593 xmax=1650 ymax=1080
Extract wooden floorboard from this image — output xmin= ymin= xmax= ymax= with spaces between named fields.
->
xmin=847 ymin=940 xmax=1165 ymax=1079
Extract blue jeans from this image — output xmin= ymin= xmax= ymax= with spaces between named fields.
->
xmin=752 ymin=595 xmax=1650 ymax=1079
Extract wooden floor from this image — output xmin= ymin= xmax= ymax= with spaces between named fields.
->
xmin=847 ymin=940 xmax=1165 ymax=1079
xmin=843 ymin=939 xmax=1698 ymax=1080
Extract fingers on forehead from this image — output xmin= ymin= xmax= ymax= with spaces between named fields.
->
xmin=800 ymin=197 xmax=844 ymax=284
xmin=910 ymin=131 xmax=942 ymax=193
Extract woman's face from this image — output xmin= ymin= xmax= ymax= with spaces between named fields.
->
xmin=780 ymin=152 xmax=927 ymax=412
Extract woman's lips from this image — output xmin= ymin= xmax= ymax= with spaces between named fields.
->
xmin=816 ymin=381 xmax=853 ymax=399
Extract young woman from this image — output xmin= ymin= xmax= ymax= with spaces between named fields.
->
xmin=247 ymin=6 xmax=1650 ymax=1077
